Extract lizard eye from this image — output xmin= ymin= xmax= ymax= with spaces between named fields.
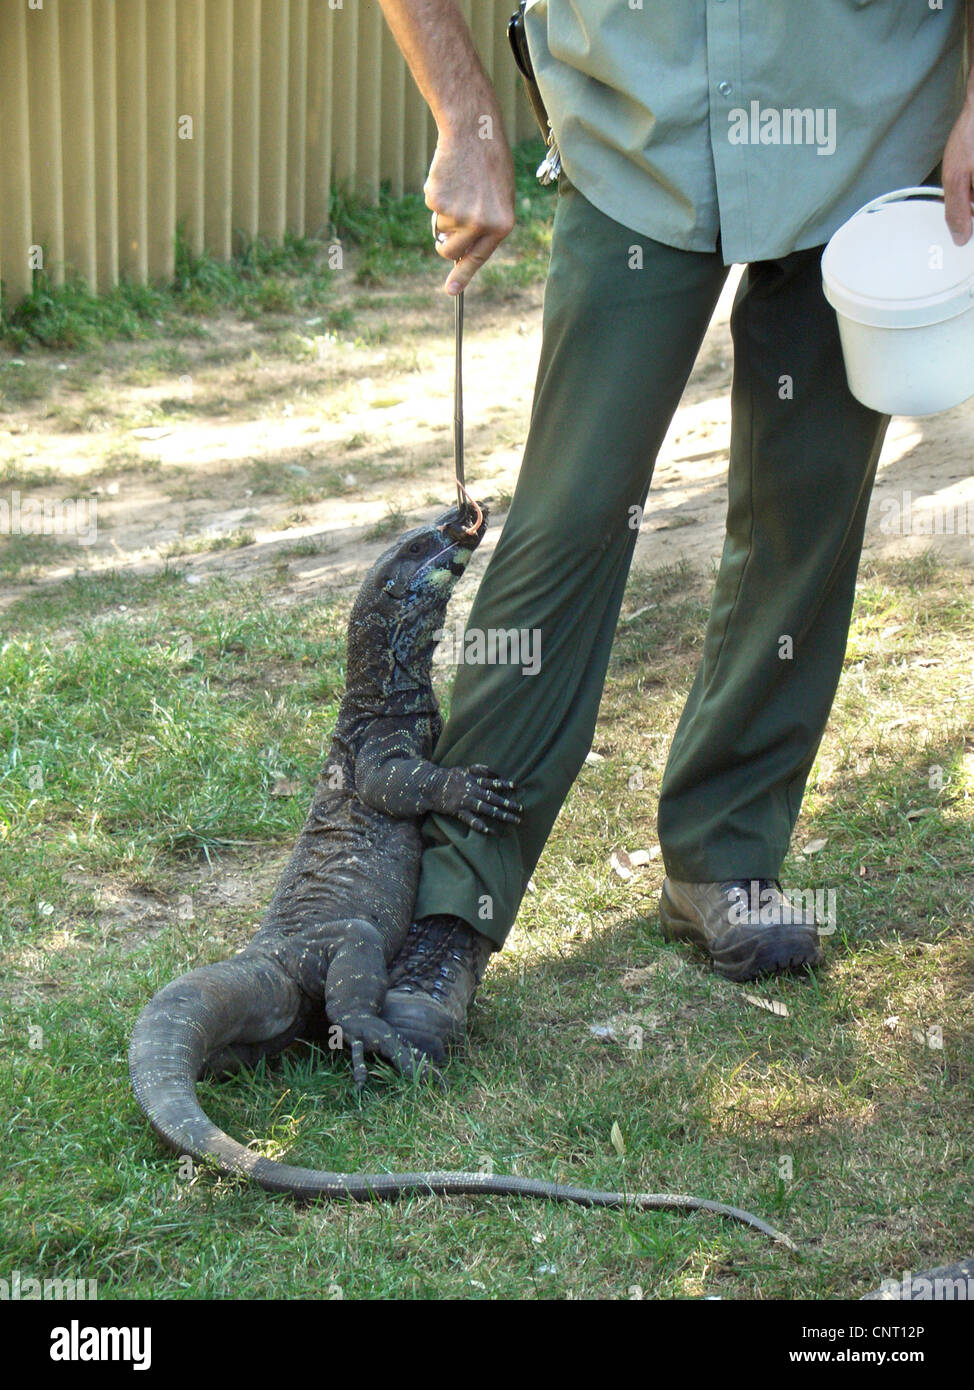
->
xmin=408 ymin=542 xmax=422 ymax=555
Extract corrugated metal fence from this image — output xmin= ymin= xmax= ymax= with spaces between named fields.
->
xmin=0 ymin=0 xmax=534 ymax=307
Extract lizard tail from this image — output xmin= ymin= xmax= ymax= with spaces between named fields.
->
xmin=129 ymin=953 xmax=309 ymax=1175
xmin=129 ymin=970 xmax=794 ymax=1248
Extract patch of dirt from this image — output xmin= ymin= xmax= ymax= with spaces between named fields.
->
xmin=56 ymin=855 xmax=288 ymax=960
xmin=2 ymin=267 xmax=971 ymax=624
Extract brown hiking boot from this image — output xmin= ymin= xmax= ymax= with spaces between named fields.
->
xmin=381 ymin=914 xmax=494 ymax=1063
xmin=659 ymin=878 xmax=825 ymax=981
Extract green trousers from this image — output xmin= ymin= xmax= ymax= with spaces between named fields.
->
xmin=413 ymin=181 xmax=890 ymax=948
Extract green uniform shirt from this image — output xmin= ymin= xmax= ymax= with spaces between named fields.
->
xmin=523 ymin=0 xmax=968 ymax=264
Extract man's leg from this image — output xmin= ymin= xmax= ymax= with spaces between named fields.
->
xmin=383 ymin=184 xmax=729 ymax=1053
xmin=656 ymin=243 xmax=890 ymax=974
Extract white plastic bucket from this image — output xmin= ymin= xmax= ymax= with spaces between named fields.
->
xmin=822 ymin=186 xmax=974 ymax=416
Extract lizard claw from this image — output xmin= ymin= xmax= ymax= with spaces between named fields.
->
xmin=350 ymin=1037 xmax=368 ymax=1092
xmin=338 ymin=1013 xmax=429 ymax=1089
xmin=443 ymin=765 xmax=523 ymax=831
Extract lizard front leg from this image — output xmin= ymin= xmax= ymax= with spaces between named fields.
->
xmin=356 ymin=726 xmax=522 ymax=832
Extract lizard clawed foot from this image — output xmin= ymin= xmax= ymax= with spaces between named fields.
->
xmin=439 ymin=764 xmax=523 ymax=835
xmin=338 ymin=1013 xmax=431 ymax=1092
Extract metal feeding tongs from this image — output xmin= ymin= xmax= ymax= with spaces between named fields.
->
xmin=433 ymin=211 xmax=482 ymax=536
xmin=453 ymin=285 xmax=465 ymax=513
xmin=451 ymin=286 xmax=483 ymax=533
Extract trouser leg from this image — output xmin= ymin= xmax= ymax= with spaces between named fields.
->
xmin=657 ymin=244 xmax=890 ymax=880
xmin=413 ymin=184 xmax=728 ymax=946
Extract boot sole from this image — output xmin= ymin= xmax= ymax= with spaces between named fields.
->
xmin=659 ymin=887 xmax=825 ymax=982
xmin=381 ymin=991 xmax=464 ymax=1065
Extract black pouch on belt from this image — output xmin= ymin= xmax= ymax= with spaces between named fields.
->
xmin=507 ymin=2 xmax=561 ymax=184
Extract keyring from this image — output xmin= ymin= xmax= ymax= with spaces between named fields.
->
xmin=431 ymin=211 xmax=449 ymax=245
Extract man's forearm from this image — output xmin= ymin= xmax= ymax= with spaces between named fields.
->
xmin=377 ymin=0 xmax=502 ymax=136
xmin=967 ymin=0 xmax=974 ymax=99
xmin=376 ymin=0 xmax=515 ymax=292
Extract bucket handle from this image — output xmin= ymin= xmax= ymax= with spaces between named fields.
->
xmin=860 ymin=186 xmax=946 ymax=216
xmin=860 ymin=185 xmax=974 ymax=217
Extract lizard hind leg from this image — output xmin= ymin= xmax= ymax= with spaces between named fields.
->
xmin=203 ymin=1017 xmax=314 ymax=1078
xmin=323 ymin=918 xmax=427 ymax=1089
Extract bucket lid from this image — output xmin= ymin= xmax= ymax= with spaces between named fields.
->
xmin=822 ymin=187 xmax=974 ymax=329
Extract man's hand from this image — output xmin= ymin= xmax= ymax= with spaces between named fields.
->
xmin=377 ymin=0 xmax=516 ymax=294
xmin=426 ymin=127 xmax=515 ymax=295
xmin=942 ymin=95 xmax=974 ymax=245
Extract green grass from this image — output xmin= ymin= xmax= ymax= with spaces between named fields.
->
xmin=162 ymin=529 xmax=257 ymax=559
xmin=0 ymin=551 xmax=971 ymax=1299
xmin=0 ymin=460 xmax=62 ymax=490
xmin=0 ymin=532 xmax=82 ymax=581
xmin=0 ymin=232 xmax=335 ymax=353
xmin=365 ymin=505 xmax=410 ymax=540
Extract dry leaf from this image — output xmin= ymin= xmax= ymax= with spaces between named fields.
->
xmin=744 ymin=993 xmax=790 ymax=1017
xmin=620 ymin=966 xmax=656 ymax=991
xmin=589 ymin=1022 xmax=620 ymax=1043
xmin=802 ymin=837 xmax=828 ymax=855
xmin=270 ymin=777 xmax=301 ymax=797
xmin=585 ymin=750 xmax=605 ymax=765
xmin=590 ymin=1011 xmax=662 ymax=1041
xmin=610 ymin=850 xmax=633 ymax=881
xmin=620 ymin=603 xmax=658 ymax=624
xmin=905 ymin=807 xmax=936 ymax=820
xmin=132 ymin=426 xmax=172 ymax=440
xmin=884 ymin=1016 xmax=900 ymax=1031
xmin=610 ymin=1121 xmax=626 ymax=1157
xmin=629 ymin=847 xmax=661 ymax=867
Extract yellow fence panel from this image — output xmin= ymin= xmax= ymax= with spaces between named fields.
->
xmin=177 ymin=0 xmax=207 ymax=259
xmin=26 ymin=0 xmax=65 ymax=288
xmin=60 ymin=0 xmax=98 ymax=291
xmin=92 ymin=0 xmax=120 ymax=293
xmin=287 ymin=0 xmax=310 ymax=235
xmin=115 ymin=0 xmax=149 ymax=284
xmin=204 ymin=0 xmax=235 ymax=262
xmin=0 ymin=0 xmax=535 ymax=310
xmin=305 ymin=0 xmax=335 ymax=242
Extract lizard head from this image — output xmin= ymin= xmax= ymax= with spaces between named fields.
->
xmin=346 ymin=501 xmax=489 ymax=698
xmin=375 ymin=500 xmax=487 ymax=602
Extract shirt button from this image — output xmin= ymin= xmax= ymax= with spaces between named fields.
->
xmin=718 ymin=80 xmax=733 ymax=98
